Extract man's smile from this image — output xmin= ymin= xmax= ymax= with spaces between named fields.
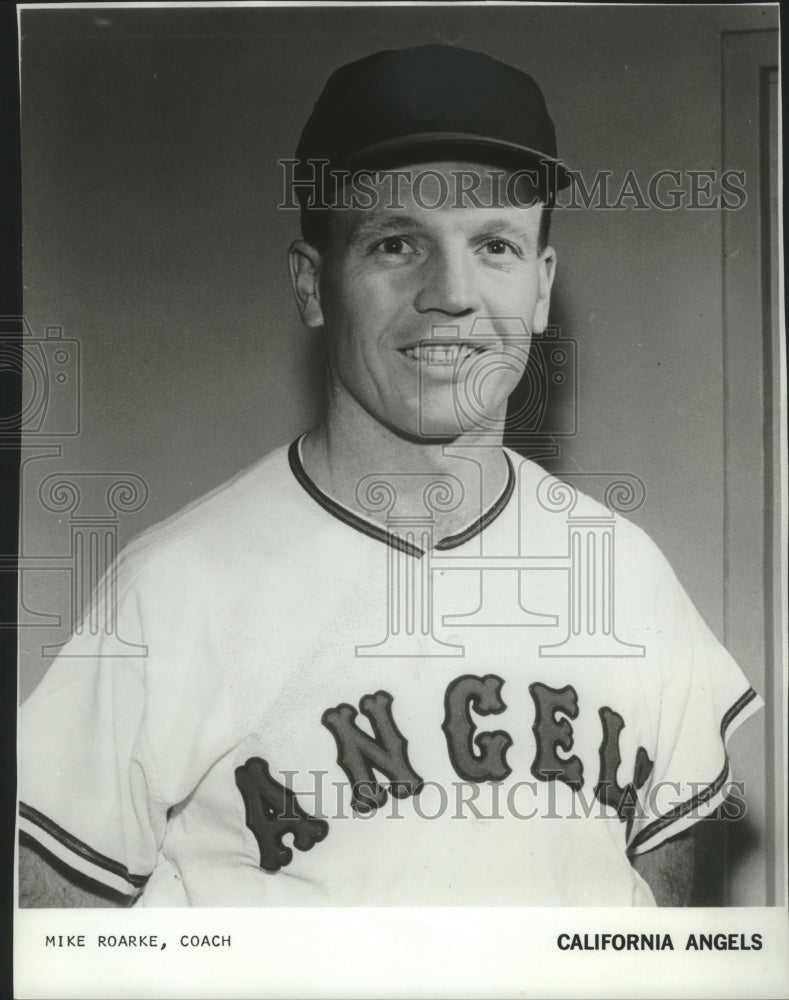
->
xmin=398 ymin=342 xmax=490 ymax=364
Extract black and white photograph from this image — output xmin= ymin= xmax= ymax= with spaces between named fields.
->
xmin=11 ymin=3 xmax=786 ymax=997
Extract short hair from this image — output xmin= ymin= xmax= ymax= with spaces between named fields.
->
xmin=538 ymin=202 xmax=554 ymax=253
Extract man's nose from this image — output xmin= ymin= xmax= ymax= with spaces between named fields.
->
xmin=413 ymin=247 xmax=479 ymax=316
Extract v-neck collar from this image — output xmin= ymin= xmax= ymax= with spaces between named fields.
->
xmin=287 ymin=436 xmax=515 ymax=558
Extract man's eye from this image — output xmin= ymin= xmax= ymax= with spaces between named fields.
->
xmin=372 ymin=236 xmax=414 ymax=256
xmin=482 ymin=239 xmax=519 ymax=256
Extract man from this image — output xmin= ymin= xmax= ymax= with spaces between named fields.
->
xmin=18 ymin=45 xmax=760 ymax=907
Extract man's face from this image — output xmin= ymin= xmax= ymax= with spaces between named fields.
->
xmin=291 ymin=162 xmax=556 ymax=442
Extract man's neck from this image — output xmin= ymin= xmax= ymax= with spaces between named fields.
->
xmin=300 ymin=397 xmax=511 ymax=540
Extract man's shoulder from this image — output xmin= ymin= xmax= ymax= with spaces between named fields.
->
xmin=505 ymin=448 xmax=672 ymax=569
xmin=116 ymin=440 xmax=301 ymax=587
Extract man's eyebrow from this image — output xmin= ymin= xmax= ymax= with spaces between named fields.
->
xmin=343 ymin=212 xmax=539 ymax=249
xmin=470 ymin=217 xmax=537 ymax=244
xmin=347 ymin=214 xmax=423 ymax=241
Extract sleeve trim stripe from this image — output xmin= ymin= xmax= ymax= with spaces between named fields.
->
xmin=18 ymin=802 xmax=149 ymax=889
xmin=627 ymin=687 xmax=759 ymax=853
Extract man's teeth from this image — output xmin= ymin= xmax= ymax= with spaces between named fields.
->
xmin=403 ymin=344 xmax=482 ymax=363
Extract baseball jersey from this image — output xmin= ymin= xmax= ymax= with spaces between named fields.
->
xmin=18 ymin=440 xmax=761 ymax=906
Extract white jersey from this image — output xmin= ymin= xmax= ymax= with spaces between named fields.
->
xmin=18 ymin=441 xmax=761 ymax=906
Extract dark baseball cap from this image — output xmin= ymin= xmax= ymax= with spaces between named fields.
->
xmin=295 ymin=44 xmax=571 ymax=195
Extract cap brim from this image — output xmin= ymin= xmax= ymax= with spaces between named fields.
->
xmin=346 ymin=131 xmax=572 ymax=190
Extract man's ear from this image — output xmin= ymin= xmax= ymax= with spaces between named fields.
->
xmin=532 ymin=245 xmax=557 ymax=334
xmin=288 ymin=240 xmax=325 ymax=328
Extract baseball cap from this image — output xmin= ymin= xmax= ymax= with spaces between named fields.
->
xmin=295 ymin=44 xmax=571 ymax=196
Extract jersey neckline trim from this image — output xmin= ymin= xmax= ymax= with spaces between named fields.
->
xmin=287 ymin=436 xmax=515 ymax=558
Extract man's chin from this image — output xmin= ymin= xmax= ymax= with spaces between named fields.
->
xmin=412 ymin=380 xmax=514 ymax=444
xmin=392 ymin=409 xmax=506 ymax=445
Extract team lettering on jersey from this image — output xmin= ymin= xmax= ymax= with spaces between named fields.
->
xmin=234 ymin=674 xmax=653 ymax=873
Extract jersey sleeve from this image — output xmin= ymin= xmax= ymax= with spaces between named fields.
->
xmin=626 ymin=551 xmax=763 ymax=856
xmin=18 ymin=556 xmax=164 ymax=897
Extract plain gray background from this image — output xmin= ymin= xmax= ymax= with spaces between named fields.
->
xmin=17 ymin=4 xmax=781 ymax=906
